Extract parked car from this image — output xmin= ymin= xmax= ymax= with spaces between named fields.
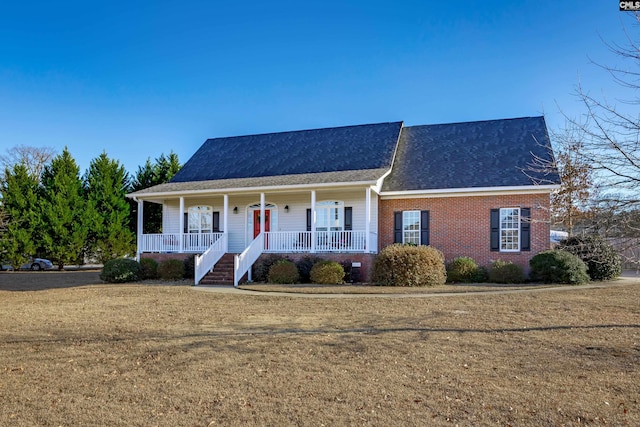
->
xmin=0 ymin=257 xmax=54 ymax=271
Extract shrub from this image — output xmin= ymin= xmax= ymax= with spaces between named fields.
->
xmin=529 ymin=250 xmax=589 ymax=285
xmin=252 ymin=254 xmax=287 ymax=282
xmin=267 ymin=260 xmax=300 ymax=284
xmin=372 ymin=244 xmax=446 ymax=287
xmin=139 ymin=258 xmax=159 ymax=280
xmin=295 ymin=255 xmax=323 ymax=283
xmin=446 ymin=256 xmax=486 ymax=283
xmin=100 ymin=258 xmax=142 ymax=283
xmin=558 ymin=235 xmax=622 ymax=281
xmin=183 ymin=255 xmax=195 ymax=279
xmin=158 ymin=259 xmax=185 ymax=281
xmin=488 ymin=260 xmax=525 ymax=284
xmin=310 ymin=260 xmax=345 ymax=284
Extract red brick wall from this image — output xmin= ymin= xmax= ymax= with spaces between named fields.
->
xmin=378 ymin=193 xmax=551 ymax=271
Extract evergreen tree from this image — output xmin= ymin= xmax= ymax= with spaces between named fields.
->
xmin=0 ymin=164 xmax=41 ymax=268
xmin=40 ymin=148 xmax=89 ymax=269
xmin=129 ymin=152 xmax=181 ymax=234
xmin=85 ymin=152 xmax=135 ymax=263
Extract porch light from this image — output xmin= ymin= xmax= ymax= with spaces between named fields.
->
xmin=233 ymin=207 xmax=238 ymax=214
xmin=284 ymin=205 xmax=289 ymax=213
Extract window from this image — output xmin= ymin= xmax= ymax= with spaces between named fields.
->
xmin=402 ymin=211 xmax=420 ymax=245
xmin=394 ymin=210 xmax=430 ymax=245
xmin=500 ymin=208 xmax=520 ymax=251
xmin=188 ymin=206 xmax=213 ymax=233
xmin=316 ymin=201 xmax=344 ymax=231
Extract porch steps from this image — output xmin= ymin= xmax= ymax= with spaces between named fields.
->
xmin=199 ymin=253 xmax=237 ymax=285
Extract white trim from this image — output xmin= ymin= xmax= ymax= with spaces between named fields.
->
xmin=499 ymin=207 xmax=521 ymax=252
xmin=128 ymin=180 xmax=380 ymax=201
xmin=380 ymin=185 xmax=559 ymax=199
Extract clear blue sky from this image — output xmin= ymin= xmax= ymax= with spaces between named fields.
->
xmin=0 ymin=1 xmax=635 ymax=176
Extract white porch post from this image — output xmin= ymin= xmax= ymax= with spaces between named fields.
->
xmin=260 ymin=192 xmax=265 ymax=237
xmin=136 ymin=199 xmax=143 ymax=261
xmin=365 ymin=187 xmax=371 ymax=253
xmin=310 ymin=190 xmax=316 ymax=253
xmin=223 ymin=194 xmax=229 ymax=252
xmin=179 ymin=197 xmax=185 ymax=253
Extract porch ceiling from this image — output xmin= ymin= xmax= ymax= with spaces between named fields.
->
xmin=128 ymin=168 xmax=387 ymax=200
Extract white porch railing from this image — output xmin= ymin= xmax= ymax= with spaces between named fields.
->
xmin=194 ymin=233 xmax=228 ymax=285
xmin=234 ymin=233 xmax=264 ymax=287
xmin=139 ymin=232 xmax=224 ymax=253
xmin=264 ymin=231 xmax=373 ymax=253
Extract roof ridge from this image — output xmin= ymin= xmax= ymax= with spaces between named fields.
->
xmin=205 ymin=121 xmax=404 ymax=141
xmin=402 ymin=116 xmax=544 ymax=129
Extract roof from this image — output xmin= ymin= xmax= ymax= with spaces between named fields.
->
xmin=169 ymin=122 xmax=402 ymax=183
xmin=381 ymin=116 xmax=560 ymax=192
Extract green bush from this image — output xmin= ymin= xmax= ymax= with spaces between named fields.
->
xmin=488 ymin=260 xmax=525 ymax=284
xmin=446 ymin=256 xmax=486 ymax=283
xmin=139 ymin=257 xmax=159 ymax=280
xmin=100 ymin=258 xmax=142 ymax=283
xmin=310 ymin=260 xmax=345 ymax=284
xmin=372 ymin=244 xmax=446 ymax=287
xmin=183 ymin=255 xmax=195 ymax=279
xmin=558 ymin=235 xmax=622 ymax=281
xmin=158 ymin=259 xmax=185 ymax=281
xmin=529 ymin=250 xmax=589 ymax=285
xmin=267 ymin=260 xmax=300 ymax=284
xmin=252 ymin=254 xmax=287 ymax=282
xmin=295 ymin=255 xmax=323 ymax=283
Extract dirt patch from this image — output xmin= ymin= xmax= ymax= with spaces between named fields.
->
xmin=0 ymin=279 xmax=638 ymax=425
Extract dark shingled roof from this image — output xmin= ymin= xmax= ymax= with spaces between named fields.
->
xmin=381 ymin=116 xmax=560 ymax=192
xmin=170 ymin=122 xmax=403 ymax=183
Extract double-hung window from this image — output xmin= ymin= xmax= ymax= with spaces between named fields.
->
xmin=315 ymin=201 xmax=344 ymax=231
xmin=500 ymin=208 xmax=520 ymax=252
xmin=402 ymin=211 xmax=420 ymax=245
xmin=393 ymin=210 xmax=430 ymax=246
xmin=188 ymin=206 xmax=213 ymax=233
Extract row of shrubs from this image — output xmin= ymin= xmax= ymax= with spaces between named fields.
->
xmin=253 ymin=255 xmax=347 ymax=285
xmin=101 ymin=235 xmax=622 ymax=287
xmin=373 ymin=235 xmax=621 ymax=287
xmin=100 ymin=256 xmax=195 ymax=283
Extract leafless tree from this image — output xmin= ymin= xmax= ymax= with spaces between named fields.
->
xmin=0 ymin=145 xmax=56 ymax=181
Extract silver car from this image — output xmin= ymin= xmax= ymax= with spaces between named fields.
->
xmin=0 ymin=257 xmax=54 ymax=271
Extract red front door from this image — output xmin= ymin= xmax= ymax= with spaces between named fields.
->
xmin=253 ymin=210 xmax=271 ymax=238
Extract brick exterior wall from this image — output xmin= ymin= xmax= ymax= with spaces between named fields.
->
xmin=378 ymin=193 xmax=551 ymax=271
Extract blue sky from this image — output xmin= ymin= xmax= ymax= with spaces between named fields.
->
xmin=0 ymin=1 xmax=635 ymax=176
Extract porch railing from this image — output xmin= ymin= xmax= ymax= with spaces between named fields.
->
xmin=264 ymin=231 xmax=372 ymax=253
xmin=234 ymin=233 xmax=264 ymax=287
xmin=139 ymin=232 xmax=224 ymax=253
xmin=194 ymin=233 xmax=228 ymax=285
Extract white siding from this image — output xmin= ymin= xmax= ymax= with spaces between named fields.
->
xmin=157 ymin=188 xmax=379 ymax=253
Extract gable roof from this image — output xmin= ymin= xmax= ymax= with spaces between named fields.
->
xmin=170 ymin=122 xmax=402 ymax=183
xmin=381 ymin=116 xmax=559 ymax=193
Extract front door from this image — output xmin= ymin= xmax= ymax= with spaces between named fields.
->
xmin=253 ymin=209 xmax=271 ymax=238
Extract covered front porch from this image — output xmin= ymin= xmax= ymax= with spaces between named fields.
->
xmin=133 ymin=186 xmax=379 ymax=285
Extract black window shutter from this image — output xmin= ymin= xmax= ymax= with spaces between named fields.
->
xmin=184 ymin=212 xmax=188 ymax=233
xmin=520 ymin=208 xmax=531 ymax=251
xmin=344 ymin=207 xmax=353 ymax=231
xmin=213 ymin=212 xmax=220 ymax=232
xmin=394 ymin=211 xmax=403 ymax=244
xmin=420 ymin=210 xmax=430 ymax=246
xmin=490 ymin=209 xmax=500 ymax=252
xmin=306 ymin=208 xmax=312 ymax=231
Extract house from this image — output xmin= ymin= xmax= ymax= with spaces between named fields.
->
xmin=128 ymin=116 xmax=560 ymax=285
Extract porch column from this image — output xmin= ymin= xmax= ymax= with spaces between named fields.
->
xmin=136 ymin=199 xmax=143 ymax=261
xmin=179 ymin=197 xmax=185 ymax=253
xmin=310 ymin=190 xmax=316 ymax=253
xmin=260 ymin=193 xmax=266 ymax=234
xmin=223 ymin=195 xmax=229 ymax=251
xmin=365 ymin=187 xmax=371 ymax=253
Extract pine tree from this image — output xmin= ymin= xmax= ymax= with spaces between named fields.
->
xmin=0 ymin=164 xmax=41 ymax=268
xmin=40 ymin=148 xmax=89 ymax=269
xmin=85 ymin=152 xmax=135 ymax=263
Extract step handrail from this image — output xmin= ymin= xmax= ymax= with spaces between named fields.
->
xmin=234 ymin=233 xmax=264 ymax=287
xmin=194 ymin=233 xmax=228 ymax=285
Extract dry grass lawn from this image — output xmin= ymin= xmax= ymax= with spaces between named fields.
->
xmin=0 ymin=271 xmax=638 ymax=426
